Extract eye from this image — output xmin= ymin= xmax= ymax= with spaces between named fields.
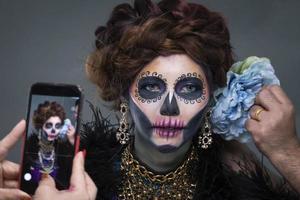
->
xmin=175 ymin=77 xmax=204 ymax=100
xmin=137 ymin=76 xmax=166 ymax=100
xmin=45 ymin=123 xmax=53 ymax=129
xmin=55 ymin=123 xmax=62 ymax=129
xmin=179 ymin=84 xmax=197 ymax=94
xmin=144 ymin=84 xmax=161 ymax=93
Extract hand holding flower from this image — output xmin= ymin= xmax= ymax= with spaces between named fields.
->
xmin=211 ymin=56 xmax=300 ymax=192
xmin=246 ymin=85 xmax=299 ymax=158
xmin=211 ymin=56 xmax=280 ymax=142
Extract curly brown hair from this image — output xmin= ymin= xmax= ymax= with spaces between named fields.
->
xmin=86 ymin=0 xmax=234 ymax=108
xmin=32 ymin=101 xmax=66 ymax=130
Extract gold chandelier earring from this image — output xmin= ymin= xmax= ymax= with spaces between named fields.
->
xmin=116 ymin=102 xmax=130 ymax=145
xmin=198 ymin=110 xmax=213 ymax=149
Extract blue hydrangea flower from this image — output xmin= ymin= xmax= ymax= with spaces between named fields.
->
xmin=211 ymin=56 xmax=280 ymax=142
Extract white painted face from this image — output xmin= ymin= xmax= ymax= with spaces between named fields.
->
xmin=129 ymin=54 xmax=210 ymax=151
xmin=42 ymin=116 xmax=63 ymax=141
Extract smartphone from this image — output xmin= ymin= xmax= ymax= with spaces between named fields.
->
xmin=19 ymin=82 xmax=83 ymax=195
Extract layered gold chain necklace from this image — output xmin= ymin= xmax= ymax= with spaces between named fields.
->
xmin=118 ymin=146 xmax=198 ymax=200
xmin=38 ymin=140 xmax=55 ymax=173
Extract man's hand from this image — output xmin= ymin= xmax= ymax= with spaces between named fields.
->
xmin=246 ymin=85 xmax=299 ymax=157
xmin=246 ymin=85 xmax=300 ymax=193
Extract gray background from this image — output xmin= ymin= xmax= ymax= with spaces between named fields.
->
xmin=0 ymin=0 xmax=299 ymax=173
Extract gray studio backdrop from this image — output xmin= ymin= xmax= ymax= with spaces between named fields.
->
xmin=1 ymin=0 xmax=300 ymax=174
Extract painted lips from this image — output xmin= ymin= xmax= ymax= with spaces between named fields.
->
xmin=153 ymin=118 xmax=185 ymax=138
xmin=48 ymin=134 xmax=58 ymax=140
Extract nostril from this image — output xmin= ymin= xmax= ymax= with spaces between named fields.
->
xmin=160 ymin=93 xmax=180 ymax=116
xmin=161 ymin=109 xmax=167 ymax=115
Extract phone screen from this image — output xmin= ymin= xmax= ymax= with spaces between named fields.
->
xmin=20 ymin=83 xmax=82 ymax=195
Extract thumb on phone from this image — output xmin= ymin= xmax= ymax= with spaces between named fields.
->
xmin=34 ymin=174 xmax=57 ymax=198
xmin=69 ymin=151 xmax=97 ymax=199
xmin=69 ymin=151 xmax=86 ymax=191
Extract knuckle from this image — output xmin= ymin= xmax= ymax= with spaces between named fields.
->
xmin=245 ymin=120 xmax=254 ymax=133
xmin=0 ymin=145 xmax=7 ymax=158
xmin=269 ymin=84 xmax=278 ymax=90
xmin=260 ymin=88 xmax=269 ymax=95
xmin=245 ymin=120 xmax=250 ymax=131
xmin=250 ymin=105 xmax=258 ymax=112
xmin=257 ymin=89 xmax=269 ymax=100
xmin=257 ymin=90 xmax=264 ymax=99
xmin=286 ymin=103 xmax=295 ymax=114
xmin=252 ymin=134 xmax=262 ymax=146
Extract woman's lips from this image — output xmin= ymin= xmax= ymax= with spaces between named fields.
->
xmin=152 ymin=118 xmax=185 ymax=139
xmin=155 ymin=128 xmax=181 ymax=138
xmin=48 ymin=134 xmax=58 ymax=140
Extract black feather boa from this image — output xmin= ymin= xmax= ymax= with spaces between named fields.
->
xmin=80 ymin=105 xmax=300 ymax=200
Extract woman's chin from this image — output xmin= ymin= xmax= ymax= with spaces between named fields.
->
xmin=151 ymin=130 xmax=183 ymax=150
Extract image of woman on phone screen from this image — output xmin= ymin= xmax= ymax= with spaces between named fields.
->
xmin=21 ymin=101 xmax=75 ymax=194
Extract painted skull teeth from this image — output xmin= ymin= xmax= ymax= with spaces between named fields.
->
xmin=156 ymin=129 xmax=181 ymax=138
xmin=154 ymin=118 xmax=184 ymax=128
xmin=153 ymin=118 xmax=185 ymax=139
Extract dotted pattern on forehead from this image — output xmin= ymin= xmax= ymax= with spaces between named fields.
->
xmin=134 ymin=71 xmax=168 ymax=104
xmin=174 ymin=72 xmax=207 ymax=104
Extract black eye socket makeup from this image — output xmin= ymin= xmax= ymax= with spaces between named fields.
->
xmin=135 ymin=71 xmax=167 ymax=103
xmin=175 ymin=77 xmax=203 ymax=98
xmin=45 ymin=122 xmax=62 ymax=129
xmin=45 ymin=123 xmax=53 ymax=129
xmin=174 ymin=72 xmax=207 ymax=104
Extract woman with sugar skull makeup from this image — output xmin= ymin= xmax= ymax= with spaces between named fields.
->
xmin=0 ymin=0 xmax=300 ymax=199
xmin=79 ymin=0 xmax=300 ymax=199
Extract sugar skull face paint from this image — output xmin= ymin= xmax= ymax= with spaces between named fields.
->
xmin=134 ymin=71 xmax=167 ymax=103
xmin=129 ymin=54 xmax=210 ymax=152
xmin=42 ymin=116 xmax=63 ymax=142
xmin=175 ymin=73 xmax=207 ymax=104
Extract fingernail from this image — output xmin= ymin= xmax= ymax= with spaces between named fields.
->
xmin=82 ymin=149 xmax=86 ymax=159
xmin=41 ymin=173 xmax=48 ymax=180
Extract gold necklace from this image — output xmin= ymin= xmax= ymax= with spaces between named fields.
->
xmin=118 ymin=146 xmax=198 ymax=200
xmin=38 ymin=140 xmax=54 ymax=152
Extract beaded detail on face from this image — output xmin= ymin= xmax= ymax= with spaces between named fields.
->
xmin=118 ymin=145 xmax=198 ymax=200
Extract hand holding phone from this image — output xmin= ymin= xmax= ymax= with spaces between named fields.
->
xmin=33 ymin=151 xmax=97 ymax=200
xmin=0 ymin=120 xmax=31 ymax=200
xmin=19 ymin=83 xmax=83 ymax=195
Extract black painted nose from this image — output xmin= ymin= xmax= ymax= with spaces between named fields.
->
xmin=160 ymin=93 xmax=180 ymax=116
xmin=51 ymin=129 xmax=55 ymax=133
